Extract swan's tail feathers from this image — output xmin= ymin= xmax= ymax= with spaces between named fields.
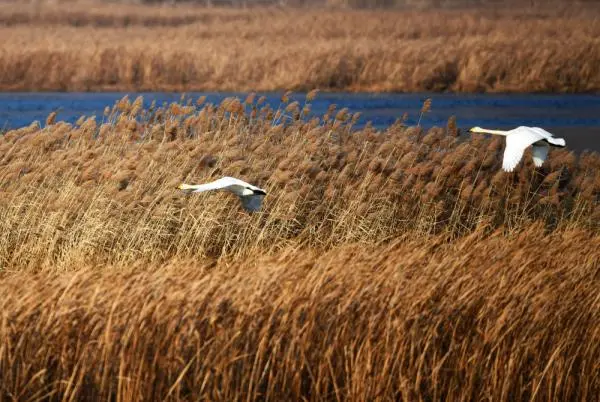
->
xmin=547 ymin=137 xmax=566 ymax=147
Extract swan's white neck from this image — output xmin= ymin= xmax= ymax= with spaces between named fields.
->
xmin=471 ymin=128 xmax=509 ymax=136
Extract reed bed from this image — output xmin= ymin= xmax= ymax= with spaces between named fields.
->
xmin=0 ymin=94 xmax=599 ymax=271
xmin=1 ymin=95 xmax=599 ymax=400
xmin=1 ymin=3 xmax=599 ymax=92
xmin=1 ymin=228 xmax=599 ymax=401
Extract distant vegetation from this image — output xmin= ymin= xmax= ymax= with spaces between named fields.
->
xmin=65 ymin=0 xmax=600 ymax=8
xmin=0 ymin=95 xmax=599 ymax=399
xmin=0 ymin=2 xmax=599 ymax=92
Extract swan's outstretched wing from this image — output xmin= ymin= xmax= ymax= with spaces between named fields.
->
xmin=503 ymin=128 xmax=545 ymax=172
xmin=240 ymin=194 xmax=265 ymax=212
xmin=529 ymin=127 xmax=554 ymax=137
xmin=178 ymin=177 xmax=252 ymax=195
xmin=530 ymin=127 xmax=566 ymax=147
xmin=532 ymin=143 xmax=549 ymax=167
xmin=178 ymin=176 xmax=266 ymax=212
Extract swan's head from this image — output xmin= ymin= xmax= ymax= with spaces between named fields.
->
xmin=469 ymin=126 xmax=484 ymax=134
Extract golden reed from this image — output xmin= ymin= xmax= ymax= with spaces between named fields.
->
xmin=0 ymin=93 xmax=599 ymax=400
xmin=0 ymin=2 xmax=599 ymax=92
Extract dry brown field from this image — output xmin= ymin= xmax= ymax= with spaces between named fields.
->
xmin=1 ymin=1 xmax=599 ymax=92
xmin=0 ymin=94 xmax=599 ymax=400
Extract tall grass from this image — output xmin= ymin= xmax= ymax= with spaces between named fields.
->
xmin=1 ymin=3 xmax=599 ymax=92
xmin=0 ymin=94 xmax=598 ymax=271
xmin=1 ymin=96 xmax=599 ymax=400
xmin=1 ymin=228 xmax=599 ymax=400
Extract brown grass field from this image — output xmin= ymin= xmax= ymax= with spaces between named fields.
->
xmin=1 ymin=1 xmax=600 ymax=92
xmin=1 ymin=231 xmax=600 ymax=401
xmin=0 ymin=94 xmax=599 ymax=400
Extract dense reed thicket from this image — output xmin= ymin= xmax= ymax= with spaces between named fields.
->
xmin=1 ymin=96 xmax=599 ymax=400
xmin=0 ymin=94 xmax=599 ymax=271
xmin=1 ymin=228 xmax=599 ymax=401
xmin=1 ymin=3 xmax=599 ymax=92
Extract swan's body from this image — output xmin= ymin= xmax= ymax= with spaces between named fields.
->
xmin=469 ymin=126 xmax=566 ymax=172
xmin=178 ymin=176 xmax=266 ymax=212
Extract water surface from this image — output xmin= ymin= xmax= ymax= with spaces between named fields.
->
xmin=1 ymin=92 xmax=599 ymax=152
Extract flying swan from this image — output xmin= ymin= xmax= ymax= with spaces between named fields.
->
xmin=178 ymin=176 xmax=266 ymax=212
xmin=469 ymin=126 xmax=566 ymax=172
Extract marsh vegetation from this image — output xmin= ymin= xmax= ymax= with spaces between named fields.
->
xmin=0 ymin=94 xmax=599 ymax=399
xmin=0 ymin=2 xmax=599 ymax=92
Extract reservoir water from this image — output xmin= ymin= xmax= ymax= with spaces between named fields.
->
xmin=1 ymin=92 xmax=599 ymax=152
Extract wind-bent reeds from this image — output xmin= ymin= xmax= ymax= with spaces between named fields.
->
xmin=1 ymin=228 xmax=600 ymax=401
xmin=0 ymin=95 xmax=598 ymax=270
xmin=1 ymin=95 xmax=599 ymax=400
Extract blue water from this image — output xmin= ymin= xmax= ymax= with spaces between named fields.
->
xmin=1 ymin=92 xmax=600 ymax=151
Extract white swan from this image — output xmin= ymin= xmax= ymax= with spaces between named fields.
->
xmin=178 ymin=176 xmax=266 ymax=212
xmin=469 ymin=126 xmax=566 ymax=172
